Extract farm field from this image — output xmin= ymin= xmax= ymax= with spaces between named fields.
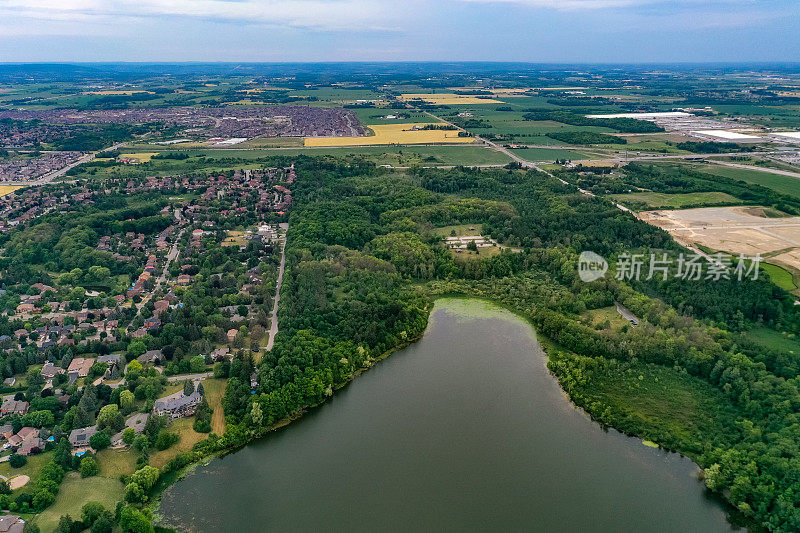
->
xmin=305 ymin=123 xmax=474 ymax=147
xmin=400 ymin=93 xmax=503 ymax=105
xmin=120 ymin=152 xmax=159 ymax=163
xmin=638 ymin=206 xmax=800 ymax=272
xmin=0 ymin=185 xmax=20 ymax=197
xmin=609 ymin=191 xmax=741 ymax=210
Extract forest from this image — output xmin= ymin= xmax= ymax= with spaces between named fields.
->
xmin=212 ymin=157 xmax=800 ymax=531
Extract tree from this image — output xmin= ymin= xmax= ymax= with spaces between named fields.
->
xmin=97 ymin=404 xmax=124 ymax=431
xmin=119 ymin=505 xmax=154 ymax=533
xmin=133 ymin=434 xmax=149 ymax=452
xmin=127 ymin=341 xmax=146 ymax=361
xmin=122 ymin=427 xmax=136 ymax=445
xmin=189 ymin=355 xmax=206 ymax=373
xmin=119 ymin=390 xmax=135 ymax=414
xmin=183 ymin=380 xmax=194 ymax=396
xmin=91 ymin=514 xmax=114 ymax=533
xmin=81 ymin=501 xmax=107 ymax=525
xmin=32 ymin=488 xmax=55 ymax=511
xmin=80 ymin=457 xmax=99 ymax=478
xmin=89 ymin=432 xmax=111 ymax=450
xmin=54 ymin=438 xmax=72 ymax=469
xmin=57 ymin=516 xmax=74 ymax=533
xmin=8 ymin=454 xmax=26 ymax=468
xmin=124 ymin=482 xmax=144 ymax=504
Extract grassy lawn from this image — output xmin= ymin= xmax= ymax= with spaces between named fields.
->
xmin=744 ymin=327 xmax=800 ymax=354
xmin=33 ymin=473 xmax=124 ymax=532
xmin=96 ymin=448 xmax=138 ymax=478
xmin=432 ymin=224 xmax=483 ymax=237
xmin=203 ymin=378 xmax=227 ymax=435
xmin=609 ymin=191 xmax=741 ymax=210
xmin=695 ymin=164 xmax=800 ymax=199
xmin=761 ymin=262 xmax=799 ymax=292
xmin=0 ymin=452 xmax=51 ymax=493
xmin=149 ymin=418 xmax=207 ymax=470
xmin=579 ymin=306 xmax=631 ymax=332
xmin=159 ymin=383 xmax=183 ymax=398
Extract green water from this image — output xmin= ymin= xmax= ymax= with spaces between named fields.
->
xmin=159 ymin=299 xmax=734 ymax=532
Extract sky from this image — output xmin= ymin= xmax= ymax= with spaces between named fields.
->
xmin=0 ymin=0 xmax=798 ymax=63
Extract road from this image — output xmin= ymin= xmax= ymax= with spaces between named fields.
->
xmin=167 ymin=372 xmax=213 ymax=383
xmin=135 ymin=228 xmax=185 ymax=312
xmin=699 ymin=160 xmax=800 ymax=180
xmin=265 ymin=222 xmax=289 ymax=352
xmin=11 ymin=143 xmax=128 ymax=186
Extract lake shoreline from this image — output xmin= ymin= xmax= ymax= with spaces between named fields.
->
xmin=154 ymin=297 xmax=740 ymax=532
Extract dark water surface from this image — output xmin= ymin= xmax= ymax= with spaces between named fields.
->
xmin=159 ymin=299 xmax=733 ymax=532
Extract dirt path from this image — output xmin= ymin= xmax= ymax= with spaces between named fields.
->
xmin=265 ymin=222 xmax=289 ymax=352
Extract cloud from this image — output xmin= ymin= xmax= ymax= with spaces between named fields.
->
xmin=0 ymin=0 xmax=403 ymax=33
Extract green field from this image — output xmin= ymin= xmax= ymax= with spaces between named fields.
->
xmin=507 ymin=147 xmax=591 ymax=162
xmin=694 ymin=164 xmax=800 ymax=199
xmin=761 ymin=263 xmax=799 ymax=292
xmin=33 ymin=473 xmax=124 ymax=532
xmin=744 ymin=327 xmax=800 ymax=354
xmin=609 ymin=191 xmax=742 ymax=210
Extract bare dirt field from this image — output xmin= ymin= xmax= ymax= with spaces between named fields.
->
xmin=638 ymin=206 xmax=800 ymax=272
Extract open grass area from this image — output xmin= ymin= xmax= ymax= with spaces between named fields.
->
xmin=432 ymin=224 xmax=483 ymax=237
xmin=0 ymin=451 xmax=51 ymax=493
xmin=305 ymin=123 xmax=475 ymax=147
xmin=744 ymin=327 xmax=800 ymax=354
xmin=96 ymin=448 xmax=138 ymax=478
xmin=550 ymin=352 xmax=743 ymax=451
xmin=579 ymin=306 xmax=631 ymax=332
xmin=761 ymin=262 xmax=799 ymax=292
xmin=400 ymin=93 xmax=503 ymax=105
xmin=507 ymin=147 xmax=590 ymax=162
xmin=609 ymin=191 xmax=741 ymax=210
xmin=203 ymin=378 xmax=227 ymax=435
xmin=149 ymin=417 xmax=207 ymax=470
xmin=694 ymin=163 xmax=800 ymax=199
xmin=33 ymin=473 xmax=124 ymax=532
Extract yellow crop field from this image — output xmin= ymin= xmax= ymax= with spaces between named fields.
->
xmin=0 ymin=186 xmax=20 ymax=197
xmin=120 ymin=152 xmax=159 ymax=163
xmin=85 ymin=90 xmax=154 ymax=95
xmin=305 ymin=123 xmax=474 ymax=147
xmin=400 ymin=93 xmax=503 ymax=105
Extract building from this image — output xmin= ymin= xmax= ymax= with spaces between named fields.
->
xmin=68 ymin=425 xmax=98 ymax=450
xmin=17 ymin=437 xmax=44 ymax=456
xmin=0 ymin=399 xmax=29 ymax=416
xmin=0 ymin=515 xmax=25 ymax=533
xmin=153 ymin=390 xmax=202 ymax=420
xmin=138 ymin=350 xmax=162 ymax=365
xmin=67 ymin=357 xmax=96 ymax=378
xmin=227 ymin=329 xmax=238 ymax=342
xmin=111 ymin=413 xmax=150 ymax=446
xmin=41 ymin=361 xmax=65 ymax=380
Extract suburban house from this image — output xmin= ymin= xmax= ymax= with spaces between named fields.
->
xmin=0 ymin=425 xmax=13 ymax=439
xmin=41 ymin=361 xmax=65 ymax=380
xmin=67 ymin=357 xmax=96 ymax=377
xmin=0 ymin=399 xmax=29 ymax=416
xmin=111 ymin=413 xmax=150 ymax=446
xmin=153 ymin=390 xmax=202 ymax=420
xmin=0 ymin=515 xmax=24 ymax=533
xmin=138 ymin=350 xmax=163 ymax=365
xmin=69 ymin=425 xmax=98 ymax=451
xmin=17 ymin=436 xmax=44 ymax=456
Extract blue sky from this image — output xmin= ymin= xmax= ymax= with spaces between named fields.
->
xmin=0 ymin=0 xmax=798 ymax=62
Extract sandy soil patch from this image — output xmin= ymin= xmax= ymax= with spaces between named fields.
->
xmin=9 ymin=474 xmax=29 ymax=489
xmin=638 ymin=206 xmax=800 ymax=271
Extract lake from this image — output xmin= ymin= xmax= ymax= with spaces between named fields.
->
xmin=158 ymin=299 xmax=734 ymax=532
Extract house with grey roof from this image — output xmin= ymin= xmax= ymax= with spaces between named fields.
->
xmin=68 ymin=425 xmax=98 ymax=450
xmin=153 ymin=390 xmax=202 ymax=420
